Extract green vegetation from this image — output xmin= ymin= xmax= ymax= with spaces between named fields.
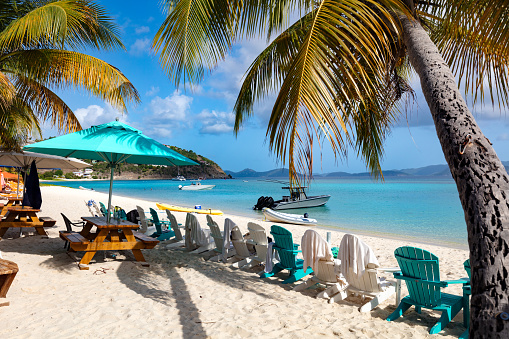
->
xmin=0 ymin=0 xmax=139 ymax=150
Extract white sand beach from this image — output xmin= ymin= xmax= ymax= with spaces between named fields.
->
xmin=0 ymin=186 xmax=469 ymax=338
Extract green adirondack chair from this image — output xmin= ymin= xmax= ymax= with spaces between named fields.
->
xmin=460 ymin=259 xmax=471 ymax=339
xmin=386 ymin=246 xmax=469 ymax=334
xmin=259 ymin=225 xmax=313 ymax=284
xmin=99 ymin=202 xmax=110 ymax=217
xmin=149 ymin=208 xmax=175 ymax=241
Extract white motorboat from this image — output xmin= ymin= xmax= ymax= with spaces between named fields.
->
xmin=262 ymin=207 xmax=317 ymax=226
xmin=254 ymin=185 xmax=330 ymax=210
xmin=172 ymin=175 xmax=186 ymax=181
xmin=179 ymin=181 xmax=215 ymax=191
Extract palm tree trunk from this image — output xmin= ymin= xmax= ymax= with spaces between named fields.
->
xmin=399 ymin=15 xmax=509 ymax=337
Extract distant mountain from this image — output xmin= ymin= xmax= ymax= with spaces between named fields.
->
xmin=224 ymin=168 xmax=290 ymax=178
xmin=226 ymin=162 xmax=509 ymax=179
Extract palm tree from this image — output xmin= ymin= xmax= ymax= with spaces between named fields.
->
xmin=0 ymin=0 xmax=139 ymax=149
xmin=153 ymin=1 xmax=509 ymax=336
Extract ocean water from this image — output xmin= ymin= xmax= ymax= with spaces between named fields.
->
xmin=49 ymin=177 xmax=468 ymax=248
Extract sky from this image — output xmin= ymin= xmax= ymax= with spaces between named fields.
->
xmin=42 ymin=1 xmax=509 ymax=174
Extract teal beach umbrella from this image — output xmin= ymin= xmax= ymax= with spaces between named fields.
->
xmin=23 ymin=120 xmax=198 ymax=222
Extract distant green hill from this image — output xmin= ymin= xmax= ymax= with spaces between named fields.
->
xmin=225 ymin=162 xmax=509 ymax=179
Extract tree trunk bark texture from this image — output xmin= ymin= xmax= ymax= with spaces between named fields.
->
xmin=400 ymin=15 xmax=509 ymax=338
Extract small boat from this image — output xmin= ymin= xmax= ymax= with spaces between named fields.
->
xmin=156 ymin=202 xmax=223 ymax=215
xmin=178 ymin=181 xmax=215 ymax=190
xmin=79 ymin=186 xmax=94 ymax=191
xmin=254 ymin=185 xmax=330 ymax=210
xmin=172 ymin=175 xmax=186 ymax=181
xmin=262 ymin=207 xmax=317 ymax=226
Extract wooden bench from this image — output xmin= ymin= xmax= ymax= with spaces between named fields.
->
xmin=133 ymin=231 xmax=159 ymax=249
xmin=59 ymin=231 xmax=90 ymax=252
xmin=0 ymin=258 xmax=19 ymax=307
xmin=39 ymin=217 xmax=56 ymax=227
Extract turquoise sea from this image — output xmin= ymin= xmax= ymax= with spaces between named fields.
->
xmin=49 ymin=177 xmax=468 ymax=248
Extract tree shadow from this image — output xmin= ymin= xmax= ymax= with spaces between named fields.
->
xmin=370 ymin=304 xmax=468 ymax=337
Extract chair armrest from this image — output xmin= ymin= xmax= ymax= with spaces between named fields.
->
xmin=275 ymin=247 xmax=301 ymax=255
xmin=443 ymin=278 xmax=470 ymax=285
xmin=293 ymin=244 xmax=300 ymax=250
xmin=378 ymin=267 xmax=401 ymax=273
xmin=392 ymin=273 xmax=449 ymax=287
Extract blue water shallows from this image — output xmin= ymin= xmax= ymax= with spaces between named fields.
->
xmin=51 ymin=178 xmax=467 ymax=247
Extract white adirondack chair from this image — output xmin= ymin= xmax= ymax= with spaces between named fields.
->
xmin=228 ymin=222 xmax=255 ymax=268
xmin=330 ymin=234 xmax=396 ymax=311
xmin=185 ymin=213 xmax=214 ymax=254
xmin=207 ymin=216 xmax=236 ymax=262
xmin=241 ymin=222 xmax=268 ymax=269
xmin=293 ymin=230 xmax=345 ymax=301
xmin=136 ymin=205 xmax=155 ymax=235
xmin=165 ymin=210 xmax=185 ymax=248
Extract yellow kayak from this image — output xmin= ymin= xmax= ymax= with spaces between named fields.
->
xmin=156 ymin=202 xmax=223 ymax=215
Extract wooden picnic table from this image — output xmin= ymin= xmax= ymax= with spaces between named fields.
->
xmin=0 ymin=197 xmax=23 ymax=216
xmin=59 ymin=216 xmax=159 ymax=270
xmin=0 ymin=258 xmax=18 ymax=307
xmin=0 ymin=206 xmax=55 ymax=238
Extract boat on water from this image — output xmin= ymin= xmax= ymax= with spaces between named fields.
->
xmin=172 ymin=175 xmax=186 ymax=181
xmin=79 ymin=186 xmax=94 ymax=191
xmin=262 ymin=207 xmax=317 ymax=226
xmin=156 ymin=202 xmax=223 ymax=215
xmin=179 ymin=181 xmax=215 ymax=191
xmin=254 ymin=185 xmax=330 ymax=210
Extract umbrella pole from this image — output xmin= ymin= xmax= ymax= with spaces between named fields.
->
xmin=107 ymin=164 xmax=115 ymax=224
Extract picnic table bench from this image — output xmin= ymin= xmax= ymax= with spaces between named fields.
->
xmin=61 ymin=217 xmax=159 ymax=270
xmin=0 ymin=197 xmax=23 ymax=216
xmin=0 ymin=258 xmax=19 ymax=307
xmin=0 ymin=206 xmax=56 ymax=238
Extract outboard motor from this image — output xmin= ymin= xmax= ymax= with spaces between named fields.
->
xmin=254 ymin=196 xmax=275 ymax=210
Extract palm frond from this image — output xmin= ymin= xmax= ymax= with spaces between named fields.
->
xmin=0 ymin=99 xmax=40 ymax=151
xmin=0 ymin=0 xmax=124 ymax=52
xmin=426 ymin=0 xmax=509 ymax=107
xmin=2 ymin=49 xmax=140 ymax=112
xmin=248 ymin=0 xmax=409 ymax=185
xmin=11 ymin=73 xmax=80 ymax=133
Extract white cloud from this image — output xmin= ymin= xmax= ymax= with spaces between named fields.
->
xmin=129 ymin=38 xmax=151 ymax=56
xmin=145 ymin=86 xmax=160 ymax=96
xmin=143 ymin=91 xmax=194 ymax=138
xmin=74 ymin=104 xmax=126 ymax=128
xmin=135 ymin=26 xmax=150 ymax=34
xmin=197 ymin=110 xmax=235 ymax=134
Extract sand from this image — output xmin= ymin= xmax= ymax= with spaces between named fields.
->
xmin=0 ymin=186 xmax=469 ymax=338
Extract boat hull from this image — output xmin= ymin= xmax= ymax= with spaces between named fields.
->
xmin=262 ymin=208 xmax=317 ymax=226
xmin=179 ymin=184 xmax=215 ymax=190
xmin=273 ymin=195 xmax=330 ymax=210
xmin=156 ymin=203 xmax=223 ymax=215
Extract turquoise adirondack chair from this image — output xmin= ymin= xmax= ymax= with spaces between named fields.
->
xmin=386 ymin=246 xmax=469 ymax=334
xmin=99 ymin=202 xmax=110 ymax=217
xmin=149 ymin=208 xmax=175 ymax=241
xmin=260 ymin=225 xmax=313 ymax=284
xmin=460 ymin=259 xmax=471 ymax=339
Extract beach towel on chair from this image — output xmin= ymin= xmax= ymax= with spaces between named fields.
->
xmin=301 ymin=229 xmax=334 ymax=273
xmin=338 ymin=234 xmax=379 ymax=277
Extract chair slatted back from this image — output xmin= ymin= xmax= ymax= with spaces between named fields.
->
xmin=99 ymin=202 xmax=108 ymax=217
xmin=149 ymin=208 xmax=163 ymax=234
xmin=136 ymin=206 xmax=148 ymax=233
xmin=248 ymin=222 xmax=267 ymax=262
xmin=231 ymin=226 xmax=251 ymax=257
xmin=343 ymin=263 xmax=382 ymax=293
xmin=394 ymin=246 xmax=441 ymax=308
xmin=206 ymin=215 xmax=223 ymax=253
xmin=271 ymin=225 xmax=298 ymax=269
xmin=464 ymin=259 xmax=471 ymax=279
xmin=166 ymin=210 xmax=183 ymax=241
xmin=315 ymin=259 xmax=337 ymax=282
